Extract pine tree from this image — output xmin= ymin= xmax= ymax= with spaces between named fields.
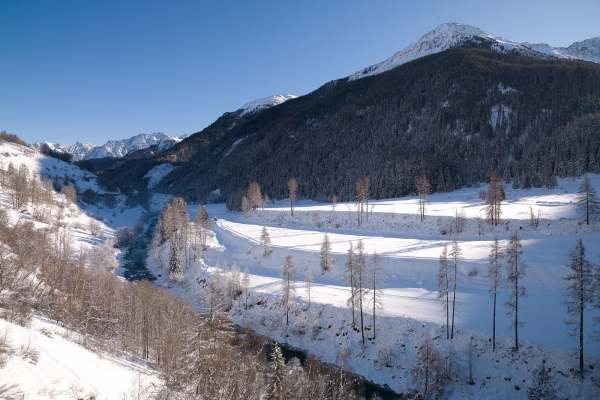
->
xmin=242 ymin=267 xmax=250 ymax=309
xmin=449 ymin=240 xmax=462 ymax=339
xmin=305 ymin=268 xmax=313 ymax=308
xmin=417 ymin=175 xmax=431 ymax=222
xmin=563 ymin=238 xmax=594 ymax=376
xmin=355 ymin=239 xmax=367 ymax=345
xmin=343 ymin=242 xmax=356 ymax=328
xmin=280 ymin=255 xmax=297 ymax=325
xmin=506 ymin=232 xmax=527 ymax=351
xmin=486 ymin=237 xmax=503 ymax=351
xmin=437 ymin=243 xmax=450 ymax=339
xmin=261 ymin=225 xmax=272 ymax=257
xmin=576 ymin=175 xmax=599 ymax=225
xmin=526 ymin=360 xmax=558 ymax=400
xmin=266 ymin=343 xmax=286 ymax=400
xmin=168 ymin=237 xmax=181 ymax=277
xmin=319 ymin=233 xmax=334 ymax=273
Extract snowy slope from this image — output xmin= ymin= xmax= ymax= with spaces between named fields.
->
xmin=238 ymin=94 xmax=297 ymax=116
xmin=36 ymin=131 xmax=184 ymax=161
xmin=349 ymin=22 xmax=600 ymax=80
xmin=0 ymin=316 xmax=157 ymax=399
xmin=146 ymin=175 xmax=600 ymax=398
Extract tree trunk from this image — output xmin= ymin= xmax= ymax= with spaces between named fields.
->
xmin=492 ymin=289 xmax=496 ymax=352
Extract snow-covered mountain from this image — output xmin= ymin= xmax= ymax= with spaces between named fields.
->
xmin=524 ymin=36 xmax=600 ymax=63
xmin=237 ymin=94 xmax=297 ymax=116
xmin=349 ymin=22 xmax=600 ymax=80
xmin=38 ymin=131 xmax=185 ymax=161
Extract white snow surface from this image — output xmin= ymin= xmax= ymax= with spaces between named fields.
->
xmin=147 ymin=175 xmax=600 ymax=398
xmin=239 ymin=94 xmax=297 ymax=116
xmin=144 ymin=163 xmax=177 ymax=188
xmin=349 ymin=22 xmax=600 ymax=81
xmin=0 ymin=316 xmax=157 ymax=399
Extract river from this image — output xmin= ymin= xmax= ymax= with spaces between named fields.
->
xmin=120 ymin=213 xmax=157 ymax=282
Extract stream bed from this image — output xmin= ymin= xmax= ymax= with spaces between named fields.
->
xmin=119 ymin=214 xmax=401 ymax=398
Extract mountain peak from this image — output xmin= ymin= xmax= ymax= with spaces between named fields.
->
xmin=348 ymin=23 xmax=600 ymax=81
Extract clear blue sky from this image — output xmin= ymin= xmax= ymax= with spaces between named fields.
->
xmin=1 ymin=0 xmax=598 ymax=145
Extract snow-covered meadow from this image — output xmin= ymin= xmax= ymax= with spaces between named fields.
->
xmin=148 ymin=175 xmax=600 ymax=398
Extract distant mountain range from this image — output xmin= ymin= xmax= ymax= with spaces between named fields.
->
xmin=349 ymin=22 xmax=600 ymax=80
xmin=36 ymin=132 xmax=185 ymax=161
xmin=35 ymin=96 xmax=299 ymax=161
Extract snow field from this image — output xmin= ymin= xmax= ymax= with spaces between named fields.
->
xmin=146 ymin=175 xmax=600 ymax=398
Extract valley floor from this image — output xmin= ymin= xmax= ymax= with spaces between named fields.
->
xmin=148 ymin=175 xmax=600 ymax=398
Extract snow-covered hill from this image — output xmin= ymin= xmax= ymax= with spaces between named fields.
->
xmin=238 ymin=94 xmax=297 ymax=116
xmin=37 ymin=131 xmax=185 ymax=161
xmin=349 ymin=22 xmax=600 ymax=80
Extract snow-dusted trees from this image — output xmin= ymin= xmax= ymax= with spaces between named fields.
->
xmin=242 ymin=266 xmax=250 ymax=309
xmin=320 ymin=233 xmax=334 ymax=273
xmin=247 ymin=181 xmax=262 ymax=211
xmin=193 ymin=205 xmax=211 ymax=259
xmin=305 ymin=268 xmax=312 ymax=308
xmin=526 ymin=360 xmax=558 ymax=400
xmin=261 ymin=225 xmax=272 ymax=257
xmin=485 ymin=172 xmax=505 ymax=226
xmin=411 ymin=337 xmax=447 ymax=399
xmin=355 ymin=176 xmax=370 ymax=226
xmin=417 ymin=175 xmax=431 ymax=222
xmin=287 ymin=177 xmax=297 ymax=217
xmin=454 ymin=208 xmax=467 ymax=234
xmin=168 ymin=239 xmax=182 ymax=277
xmin=343 ymin=240 xmax=368 ymax=342
xmin=280 ymin=255 xmax=297 ymax=325
xmin=563 ymin=239 xmax=594 ymax=376
xmin=369 ymin=251 xmax=384 ymax=341
xmin=449 ymin=240 xmax=462 ymax=339
xmin=355 ymin=239 xmax=367 ymax=345
xmin=437 ymin=243 xmax=450 ymax=339
xmin=116 ymin=226 xmax=135 ymax=248
xmin=88 ymin=218 xmax=102 ymax=236
xmin=343 ymin=242 xmax=356 ymax=328
xmin=61 ymin=185 xmax=77 ymax=204
xmin=576 ymin=175 xmax=599 ymax=225
xmin=486 ymin=237 xmax=503 ymax=351
xmin=505 ymin=231 xmax=527 ymax=351
xmin=266 ymin=343 xmax=286 ymax=399
xmin=228 ymin=263 xmax=242 ymax=300
xmin=87 ymin=238 xmax=117 ymax=271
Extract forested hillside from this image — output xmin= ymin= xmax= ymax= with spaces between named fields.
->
xmin=105 ymin=48 xmax=600 ymax=205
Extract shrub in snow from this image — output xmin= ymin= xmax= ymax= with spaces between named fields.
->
xmin=526 ymin=360 xmax=558 ymax=400
xmin=116 ymin=226 xmax=135 ymax=248
xmin=411 ymin=337 xmax=448 ymax=399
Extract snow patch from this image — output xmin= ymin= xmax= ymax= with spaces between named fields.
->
xmin=144 ymin=163 xmax=177 ymax=188
xmin=239 ymin=94 xmax=297 ymax=116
